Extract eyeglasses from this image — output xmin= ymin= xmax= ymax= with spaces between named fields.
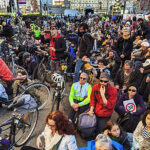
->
xmin=80 ymin=77 xmax=87 ymax=80
xmin=100 ymin=80 xmax=108 ymax=83
xmin=128 ymin=89 xmax=136 ymax=92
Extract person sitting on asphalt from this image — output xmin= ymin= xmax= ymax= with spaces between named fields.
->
xmin=95 ymin=58 xmax=110 ymax=79
xmin=115 ymin=84 xmax=146 ymax=133
xmin=103 ymin=120 xmax=131 ymax=150
xmin=131 ymin=41 xmax=149 ymax=69
xmin=78 ymin=133 xmax=123 ymax=150
xmin=88 ymin=72 xmax=118 ymax=135
xmin=21 ymin=110 xmax=78 ymax=150
xmin=114 ymin=60 xmax=142 ymax=91
xmin=69 ymin=72 xmax=92 ymax=123
xmin=133 ymin=110 xmax=150 ymax=150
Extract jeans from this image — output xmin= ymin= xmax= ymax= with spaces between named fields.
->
xmin=73 ymin=58 xmax=84 ymax=82
xmin=96 ymin=116 xmax=111 ymax=135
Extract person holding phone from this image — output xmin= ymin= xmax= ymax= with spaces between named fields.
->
xmin=88 ymin=72 xmax=118 ymax=135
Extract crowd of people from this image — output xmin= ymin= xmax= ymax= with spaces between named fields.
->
xmin=0 ymin=13 xmax=150 ymax=150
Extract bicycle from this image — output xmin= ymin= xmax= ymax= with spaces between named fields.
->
xmin=0 ymin=94 xmax=38 ymax=149
xmin=0 ymin=75 xmax=50 ymax=110
xmin=50 ymin=66 xmax=75 ymax=112
xmin=32 ymin=53 xmax=51 ymax=81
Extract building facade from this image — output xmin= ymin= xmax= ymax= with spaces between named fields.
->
xmin=0 ymin=0 xmax=9 ymax=13
xmin=68 ymin=0 xmax=116 ymax=14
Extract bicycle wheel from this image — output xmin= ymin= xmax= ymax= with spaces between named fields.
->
xmin=21 ymin=82 xmax=50 ymax=110
xmin=50 ymin=91 xmax=60 ymax=112
xmin=15 ymin=108 xmax=38 ymax=147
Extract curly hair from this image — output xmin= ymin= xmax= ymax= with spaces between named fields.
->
xmin=142 ymin=110 xmax=150 ymax=127
xmin=45 ymin=110 xmax=76 ymax=135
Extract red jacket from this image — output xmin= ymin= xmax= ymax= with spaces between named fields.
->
xmin=49 ymin=34 xmax=62 ymax=60
xmin=0 ymin=58 xmax=14 ymax=81
xmin=90 ymin=83 xmax=117 ymax=117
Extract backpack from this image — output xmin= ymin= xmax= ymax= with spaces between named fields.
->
xmin=117 ymin=113 xmax=139 ymax=133
xmin=77 ymin=110 xmax=97 ymax=139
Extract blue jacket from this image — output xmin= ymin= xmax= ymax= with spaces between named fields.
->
xmin=78 ymin=140 xmax=123 ymax=150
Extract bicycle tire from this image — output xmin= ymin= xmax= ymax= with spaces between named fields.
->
xmin=15 ymin=108 xmax=38 ymax=147
xmin=50 ymin=91 xmax=60 ymax=112
xmin=21 ymin=82 xmax=50 ymax=110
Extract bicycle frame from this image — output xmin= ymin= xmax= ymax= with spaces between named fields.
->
xmin=0 ymin=113 xmax=18 ymax=149
xmin=0 ymin=112 xmax=30 ymax=150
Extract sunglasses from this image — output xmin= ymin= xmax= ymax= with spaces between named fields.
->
xmin=100 ymin=80 xmax=108 ymax=83
xmin=128 ymin=89 xmax=136 ymax=92
xmin=80 ymin=77 xmax=87 ymax=80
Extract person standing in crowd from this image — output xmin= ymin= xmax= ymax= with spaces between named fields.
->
xmin=113 ymin=27 xmax=133 ymax=72
xmin=21 ymin=111 xmax=78 ymax=150
xmin=74 ymin=23 xmax=93 ymax=82
xmin=69 ymin=72 xmax=92 ymax=123
xmin=49 ymin=23 xmax=66 ymax=72
xmin=88 ymin=72 xmax=118 ymax=134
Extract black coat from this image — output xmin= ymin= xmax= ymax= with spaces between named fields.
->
xmin=114 ymin=68 xmax=142 ymax=89
xmin=54 ymin=37 xmax=66 ymax=60
xmin=0 ymin=24 xmax=14 ymax=38
xmin=109 ymin=131 xmax=132 ymax=150
xmin=116 ymin=37 xmax=133 ymax=62
xmin=79 ymin=33 xmax=93 ymax=59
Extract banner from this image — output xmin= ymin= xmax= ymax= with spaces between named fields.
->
xmin=18 ymin=0 xmax=26 ymax=4
xmin=123 ymin=99 xmax=136 ymax=113
xmin=53 ymin=0 xmax=64 ymax=6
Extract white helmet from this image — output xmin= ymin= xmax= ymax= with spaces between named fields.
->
xmin=51 ymin=73 xmax=63 ymax=83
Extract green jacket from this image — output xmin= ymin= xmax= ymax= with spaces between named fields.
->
xmin=69 ymin=82 xmax=92 ymax=107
